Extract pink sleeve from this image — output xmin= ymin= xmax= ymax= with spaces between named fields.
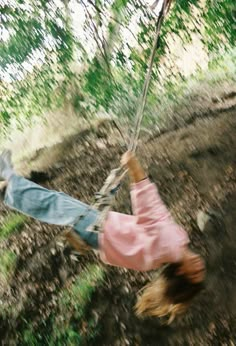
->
xmin=130 ymin=178 xmax=172 ymax=227
xmin=130 ymin=179 xmax=189 ymax=264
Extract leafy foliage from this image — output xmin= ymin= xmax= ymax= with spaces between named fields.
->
xmin=1 ymin=0 xmax=75 ymax=125
xmin=1 ymin=0 xmax=235 ymax=130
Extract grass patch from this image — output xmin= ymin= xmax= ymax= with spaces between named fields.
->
xmin=59 ymin=264 xmax=104 ymax=314
xmin=20 ymin=264 xmax=105 ymax=346
xmin=0 ymin=250 xmax=17 ymax=284
xmin=0 ymin=213 xmax=28 ymax=240
xmin=50 ymin=264 xmax=105 ymax=345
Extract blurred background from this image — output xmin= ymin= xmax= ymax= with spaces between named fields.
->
xmin=0 ymin=0 xmax=236 ymax=345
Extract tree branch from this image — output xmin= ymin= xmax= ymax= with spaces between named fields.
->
xmin=86 ymin=0 xmax=145 ymax=50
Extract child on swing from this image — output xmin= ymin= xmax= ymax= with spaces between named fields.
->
xmin=0 ymin=150 xmax=205 ymax=322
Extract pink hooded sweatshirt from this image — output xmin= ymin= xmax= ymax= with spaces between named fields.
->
xmin=99 ymin=179 xmax=189 ymax=271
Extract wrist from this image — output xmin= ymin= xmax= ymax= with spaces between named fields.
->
xmin=129 ymin=167 xmax=146 ymax=183
xmin=126 ymin=157 xmax=139 ymax=169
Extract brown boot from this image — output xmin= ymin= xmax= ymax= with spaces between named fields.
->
xmin=63 ymin=229 xmax=92 ymax=255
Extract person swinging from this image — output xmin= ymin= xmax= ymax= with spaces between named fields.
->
xmin=0 ymin=150 xmax=205 ymax=322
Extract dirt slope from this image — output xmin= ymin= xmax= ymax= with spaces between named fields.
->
xmin=0 ymin=90 xmax=236 ymax=345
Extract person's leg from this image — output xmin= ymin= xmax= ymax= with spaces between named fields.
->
xmin=0 ymin=150 xmax=99 ymax=248
xmin=4 ymin=174 xmax=96 ymax=226
xmin=4 ymin=175 xmax=99 ymax=248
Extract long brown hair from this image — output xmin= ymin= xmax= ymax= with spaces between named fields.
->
xmin=135 ymin=263 xmax=204 ymax=323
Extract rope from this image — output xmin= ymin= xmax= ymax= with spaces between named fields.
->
xmin=86 ymin=167 xmax=127 ymax=233
xmin=129 ymin=0 xmax=168 ymax=151
xmin=72 ymin=0 xmax=171 ymax=235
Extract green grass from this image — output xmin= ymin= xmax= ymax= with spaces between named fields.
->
xmin=50 ymin=264 xmax=105 ymax=345
xmin=0 ymin=213 xmax=28 ymax=240
xmin=20 ymin=264 xmax=105 ymax=346
xmin=0 ymin=250 xmax=17 ymax=283
xmin=60 ymin=263 xmax=104 ymax=313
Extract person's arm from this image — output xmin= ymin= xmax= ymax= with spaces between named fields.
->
xmin=121 ymin=151 xmax=205 ymax=281
xmin=121 ymin=151 xmax=171 ymax=223
xmin=121 ymin=151 xmax=146 ymax=183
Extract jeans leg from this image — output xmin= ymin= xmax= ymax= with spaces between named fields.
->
xmin=4 ymin=174 xmax=97 ymax=226
xmin=4 ymin=174 xmax=99 ymax=248
xmin=73 ymin=212 xmax=99 ymax=249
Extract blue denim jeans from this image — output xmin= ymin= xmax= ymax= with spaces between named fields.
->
xmin=4 ymin=175 xmax=99 ymax=248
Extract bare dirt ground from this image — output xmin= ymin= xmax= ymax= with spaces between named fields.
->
xmin=0 ymin=88 xmax=236 ymax=345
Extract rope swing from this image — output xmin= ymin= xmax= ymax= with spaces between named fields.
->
xmin=76 ymin=0 xmax=172 ymax=233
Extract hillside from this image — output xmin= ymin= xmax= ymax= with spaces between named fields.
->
xmin=0 ymin=82 xmax=236 ymax=345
